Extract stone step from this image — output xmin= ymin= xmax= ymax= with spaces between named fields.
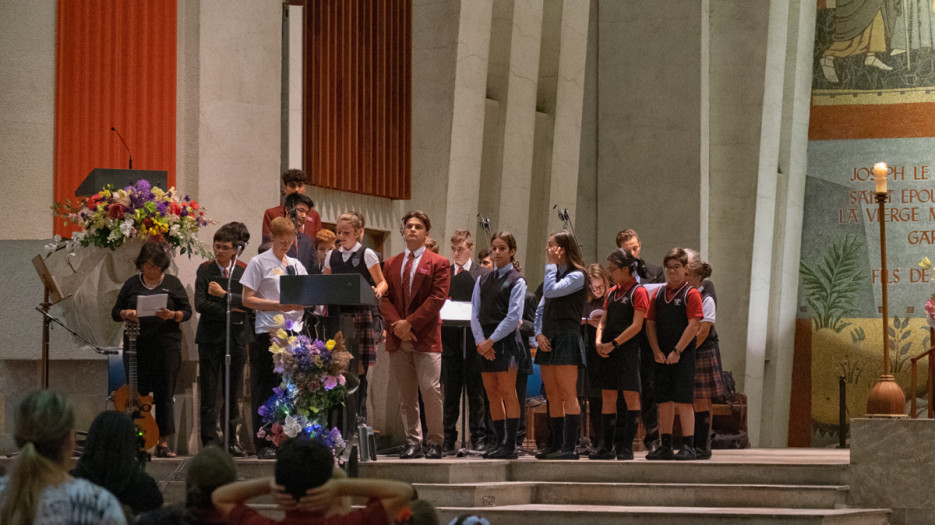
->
xmin=415 ymin=482 xmax=849 ymax=509
xmin=434 ymin=505 xmax=891 ymax=525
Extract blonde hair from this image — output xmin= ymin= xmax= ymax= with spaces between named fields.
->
xmin=1 ymin=391 xmax=75 ymax=525
xmin=337 ymin=212 xmax=364 ymax=231
xmin=270 ymin=216 xmax=296 ymax=238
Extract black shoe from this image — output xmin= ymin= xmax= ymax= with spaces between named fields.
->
xmin=588 ymin=447 xmax=615 ymax=460
xmin=645 ymin=445 xmax=673 ymax=460
xmin=546 ymin=449 xmax=580 ymax=460
xmin=673 ymin=444 xmax=696 ymax=460
xmin=644 ymin=440 xmax=660 ymax=455
xmin=472 ymin=440 xmax=488 ymax=454
xmin=257 ymin=447 xmax=277 ymax=460
xmin=424 ymin=444 xmax=442 ymax=459
xmin=534 ymin=444 xmax=559 ymax=459
xmin=487 ymin=445 xmax=518 ymax=459
xmin=228 ymin=443 xmax=248 ymax=457
xmin=616 ymin=448 xmax=634 ymax=460
xmin=442 ymin=441 xmax=457 ymax=456
xmin=694 ymin=448 xmax=712 ymax=460
xmin=399 ymin=444 xmax=424 ymax=459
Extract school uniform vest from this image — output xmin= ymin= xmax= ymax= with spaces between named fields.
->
xmin=653 ymin=282 xmax=696 ymax=355
xmin=699 ymin=285 xmax=719 ymax=346
xmin=477 ymin=266 xmax=523 ymax=329
xmin=602 ymin=283 xmax=642 ymax=355
xmin=543 ymin=267 xmax=587 ymax=331
xmin=329 ymin=245 xmax=376 ymax=287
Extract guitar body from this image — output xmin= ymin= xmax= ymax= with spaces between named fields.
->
xmin=113 ymin=321 xmax=160 ymax=451
xmin=112 ymin=385 xmax=160 ymax=450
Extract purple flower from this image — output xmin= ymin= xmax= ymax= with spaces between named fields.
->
xmin=156 ymin=201 xmax=168 ymax=214
xmin=273 ymin=386 xmax=284 ymax=397
xmin=323 ymin=376 xmax=338 ymax=390
xmin=284 ymin=319 xmax=294 ymax=331
xmin=135 ymin=180 xmax=151 ymax=193
xmin=258 ymin=405 xmax=269 ymax=417
xmin=315 ymin=340 xmax=325 ymax=351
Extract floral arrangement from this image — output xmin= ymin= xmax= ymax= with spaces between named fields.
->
xmin=919 ymin=257 xmax=935 ymax=327
xmin=256 ymin=315 xmax=352 ymax=453
xmin=49 ymin=179 xmax=211 ymax=257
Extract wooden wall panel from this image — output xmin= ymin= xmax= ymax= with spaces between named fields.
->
xmin=305 ymin=0 xmax=411 ymax=200
xmin=54 ymin=0 xmax=177 ymax=235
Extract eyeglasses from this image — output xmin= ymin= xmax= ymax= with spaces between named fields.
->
xmin=213 ymin=244 xmax=234 ymax=252
xmin=664 ymin=265 xmax=683 ymax=272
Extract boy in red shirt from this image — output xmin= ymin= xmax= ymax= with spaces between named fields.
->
xmin=261 ymin=169 xmax=322 ymax=247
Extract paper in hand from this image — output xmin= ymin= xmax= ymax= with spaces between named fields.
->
xmin=137 ymin=294 xmax=168 ymax=317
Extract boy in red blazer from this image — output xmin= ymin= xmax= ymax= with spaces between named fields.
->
xmin=380 ymin=211 xmax=451 ymax=459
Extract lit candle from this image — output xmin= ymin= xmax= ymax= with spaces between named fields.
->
xmin=873 ymin=162 xmax=888 ymax=194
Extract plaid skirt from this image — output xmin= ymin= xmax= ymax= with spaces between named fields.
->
xmin=349 ymin=308 xmax=377 ymax=366
xmin=694 ymin=338 xmax=725 ymax=399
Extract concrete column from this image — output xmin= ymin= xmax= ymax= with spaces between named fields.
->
xmin=442 ymin=0 xmax=494 ymax=249
xmin=742 ymin=0 xmax=790 ymax=447
xmin=496 ymin=0 xmax=544 ymax=258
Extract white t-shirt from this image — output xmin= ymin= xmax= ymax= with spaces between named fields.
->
xmin=241 ymin=249 xmax=307 ymax=333
xmin=323 ymin=242 xmax=380 ymax=271
xmin=0 ymin=476 xmax=127 ymax=525
xmin=699 ymin=290 xmax=716 ymax=324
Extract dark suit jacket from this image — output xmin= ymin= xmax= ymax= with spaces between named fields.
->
xmin=442 ymin=263 xmax=490 ymax=356
xmin=261 ymin=205 xmax=323 ymax=244
xmin=194 ymin=260 xmax=254 ymax=347
xmin=380 ymin=249 xmax=451 ymax=353
xmin=288 ymin=232 xmax=320 ymax=275
xmin=644 ymin=263 xmax=665 ymax=284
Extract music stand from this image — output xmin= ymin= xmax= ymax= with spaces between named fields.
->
xmin=280 ymin=274 xmax=378 ymax=463
xmin=440 ymin=300 xmax=475 ymax=456
xmin=32 ymin=255 xmax=69 ymax=388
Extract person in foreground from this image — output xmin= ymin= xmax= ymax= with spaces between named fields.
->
xmin=0 ymin=390 xmax=127 ymax=525
xmin=212 ymin=438 xmax=415 ymax=525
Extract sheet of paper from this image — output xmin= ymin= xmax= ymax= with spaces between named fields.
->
xmin=440 ymin=300 xmax=472 ymax=322
xmin=136 ymin=293 xmax=168 ymax=317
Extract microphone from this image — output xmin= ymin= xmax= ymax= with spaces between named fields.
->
xmin=111 ymin=127 xmax=133 ymax=169
xmin=234 ymin=243 xmax=244 ymax=257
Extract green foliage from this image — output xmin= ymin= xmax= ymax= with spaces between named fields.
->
xmin=799 ymin=234 xmax=863 ymax=332
xmin=889 ymin=316 xmax=917 ymax=374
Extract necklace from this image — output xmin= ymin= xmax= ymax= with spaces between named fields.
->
xmin=139 ymin=272 xmax=164 ymax=290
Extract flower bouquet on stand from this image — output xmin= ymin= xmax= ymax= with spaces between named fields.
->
xmin=256 ymin=315 xmax=352 ymax=457
xmin=920 ymin=258 xmax=935 ymax=329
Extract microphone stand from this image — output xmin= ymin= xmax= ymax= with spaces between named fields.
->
xmin=223 ymin=245 xmax=243 ymax=453
xmin=554 ymin=206 xmax=584 ymax=250
xmin=34 ymin=307 xmax=119 ymax=356
xmin=476 ymin=214 xmax=492 ymax=246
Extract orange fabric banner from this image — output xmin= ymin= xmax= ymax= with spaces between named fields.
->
xmin=54 ymin=0 xmax=177 ymax=236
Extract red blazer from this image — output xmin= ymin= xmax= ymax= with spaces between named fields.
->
xmin=380 ymin=249 xmax=451 ymax=353
xmin=261 ymin=205 xmax=322 ymax=243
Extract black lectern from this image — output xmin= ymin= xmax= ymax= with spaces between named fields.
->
xmin=76 ymin=168 xmax=168 ymax=196
xmin=280 ymin=274 xmax=378 ymax=465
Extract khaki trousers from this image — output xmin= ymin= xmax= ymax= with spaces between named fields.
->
xmin=388 ymin=342 xmax=444 ymax=446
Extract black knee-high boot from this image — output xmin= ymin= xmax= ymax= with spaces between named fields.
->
xmin=616 ymin=410 xmax=641 ymax=460
xmin=483 ymin=419 xmax=505 ymax=458
xmin=694 ymin=410 xmax=712 ymax=459
xmin=536 ymin=417 xmax=564 ymax=459
xmin=589 ymin=413 xmax=616 ymax=460
xmin=490 ymin=418 xmax=519 ymax=459
xmin=548 ymin=413 xmax=580 ymax=460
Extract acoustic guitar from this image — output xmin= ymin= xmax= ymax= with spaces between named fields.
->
xmin=111 ymin=320 xmax=160 ymax=450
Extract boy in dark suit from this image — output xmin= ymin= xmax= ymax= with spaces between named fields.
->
xmin=195 ymin=222 xmax=253 ymax=456
xmin=440 ymin=229 xmax=491 ymax=455
xmin=380 ymin=211 xmax=451 ymax=459
xmin=261 ymin=169 xmax=322 ymax=246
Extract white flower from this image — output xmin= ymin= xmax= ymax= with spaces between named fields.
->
xmin=119 ymin=220 xmax=135 ymax=238
xmin=283 ymin=415 xmax=301 ymax=438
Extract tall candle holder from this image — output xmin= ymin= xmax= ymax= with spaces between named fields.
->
xmin=866 ymin=162 xmax=908 ymax=417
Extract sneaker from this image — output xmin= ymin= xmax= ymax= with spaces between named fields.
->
xmin=645 ymin=445 xmax=673 ymax=460
xmin=673 ymin=444 xmax=696 ymax=460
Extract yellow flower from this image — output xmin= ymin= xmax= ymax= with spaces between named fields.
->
xmin=269 ymin=342 xmax=284 ymax=354
xmin=288 ymin=336 xmax=297 ymax=346
xmin=272 ymin=314 xmax=285 ymax=326
xmin=325 ymin=340 xmax=336 ymax=351
xmin=921 ymin=257 xmax=932 ymax=269
xmin=276 ymin=329 xmax=289 ymax=340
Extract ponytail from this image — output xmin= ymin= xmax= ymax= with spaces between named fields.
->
xmin=1 ymin=391 xmax=74 ymax=525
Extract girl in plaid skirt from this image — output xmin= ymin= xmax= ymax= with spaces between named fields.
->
xmin=686 ymin=256 xmax=725 ymax=460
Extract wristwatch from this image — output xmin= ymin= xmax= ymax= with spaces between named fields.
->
xmin=612 ymin=340 xmax=620 ymax=349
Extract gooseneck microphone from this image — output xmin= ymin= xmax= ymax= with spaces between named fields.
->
xmin=111 ymin=127 xmax=133 ymax=169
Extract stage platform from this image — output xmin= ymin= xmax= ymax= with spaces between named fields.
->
xmin=127 ymin=448 xmax=893 ymax=524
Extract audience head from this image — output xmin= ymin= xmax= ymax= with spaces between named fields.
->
xmin=395 ymin=499 xmax=440 ymax=525
xmin=281 ymin=169 xmax=309 ymax=196
xmin=274 ymin=438 xmax=334 ymax=500
xmin=447 ymin=514 xmax=490 ymax=525
xmin=449 ymin=230 xmax=475 ymax=267
xmin=136 ymin=506 xmax=194 ymax=525
xmin=1 ymin=390 xmax=76 ymax=525
xmin=401 ymin=211 xmax=431 ymax=249
xmin=606 ymin=250 xmax=647 ymax=283
xmin=687 ymin=257 xmax=712 ymax=282
xmin=586 ymin=263 xmax=609 ymax=301
xmin=477 ymin=248 xmax=492 ymax=269
xmin=489 ymin=231 xmax=521 ymax=272
xmin=135 ymin=241 xmax=171 ymax=273
xmin=547 ymin=231 xmax=586 ymax=272
xmin=185 ymin=445 xmax=237 ymax=517
xmin=615 ymin=228 xmax=642 ymax=258
xmin=662 ymin=247 xmax=690 ymax=285
xmin=72 ymin=411 xmax=141 ymax=497
xmin=425 ymin=237 xmax=439 ymax=254
xmin=285 ymin=193 xmax=314 ymax=230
